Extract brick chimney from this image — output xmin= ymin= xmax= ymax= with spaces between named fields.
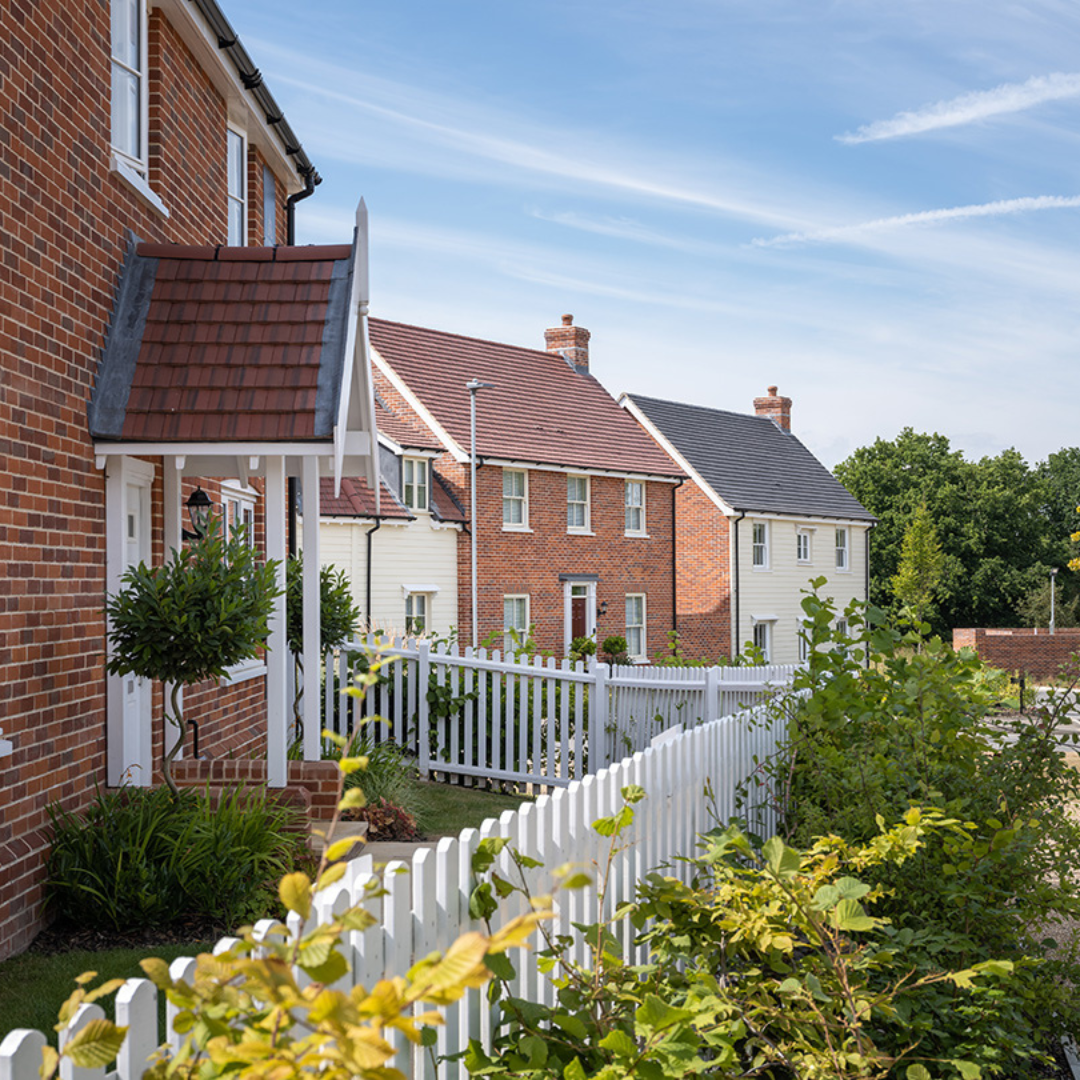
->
xmin=754 ymin=385 xmax=792 ymax=431
xmin=544 ymin=313 xmax=590 ymax=371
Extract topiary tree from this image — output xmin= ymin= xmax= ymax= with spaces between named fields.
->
xmin=105 ymin=516 xmax=282 ymax=797
xmin=285 ymin=553 xmax=362 ymax=742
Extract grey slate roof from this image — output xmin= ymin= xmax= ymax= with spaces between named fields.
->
xmin=628 ymin=394 xmax=875 ymax=522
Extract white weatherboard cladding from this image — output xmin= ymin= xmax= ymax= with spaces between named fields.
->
xmin=318 ymin=519 xmax=459 ymax=637
xmin=735 ymin=516 xmax=868 ymax=663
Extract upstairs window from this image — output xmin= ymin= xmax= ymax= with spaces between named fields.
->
xmin=111 ymin=0 xmax=145 ymax=168
xmin=835 ymin=527 xmax=849 ymax=571
xmin=502 ymin=469 xmax=528 ymax=529
xmin=567 ymin=475 xmax=590 ymax=532
xmin=752 ymin=522 xmax=769 ymax=568
xmin=403 ymin=458 xmax=428 ymax=512
xmin=625 ymin=481 xmax=645 ymax=535
xmin=796 ymin=529 xmax=811 ymax=563
xmin=227 ymin=128 xmax=247 ymax=245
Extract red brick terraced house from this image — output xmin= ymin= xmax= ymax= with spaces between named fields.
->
xmin=621 ymin=388 xmax=875 ymax=664
xmin=0 ymin=0 xmax=377 ymax=959
xmin=367 ymin=315 xmax=685 ymax=659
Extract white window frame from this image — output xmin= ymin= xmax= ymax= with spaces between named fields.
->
xmin=405 ymin=592 xmax=429 ymax=634
xmin=502 ymin=469 xmax=529 ymax=531
xmin=625 ymin=481 xmax=646 ymax=536
xmin=835 ymin=527 xmax=850 ymax=572
xmin=567 ymin=475 xmax=591 ymax=533
xmin=796 ymin=528 xmax=812 ymax=564
xmin=227 ymin=126 xmax=247 ymax=245
xmin=503 ymin=594 xmax=530 ymax=650
xmin=752 ymin=521 xmax=770 ymax=570
xmin=262 ymin=165 xmax=277 ymax=245
xmin=403 ymin=457 xmax=429 ymax=512
xmin=219 ymin=481 xmax=264 ymax=685
xmin=752 ymin=620 xmax=773 ymax=663
xmin=110 ymin=0 xmax=148 ymax=174
xmin=625 ymin=593 xmax=647 ymax=662
xmin=563 ymin=579 xmax=597 ymax=654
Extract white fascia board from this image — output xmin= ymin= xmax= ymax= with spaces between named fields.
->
xmin=369 ymin=346 xmax=466 ymax=462
xmin=735 ymin=511 xmax=873 ymax=529
xmin=618 ymin=395 xmax=733 ymax=512
xmin=481 ymin=456 xmax=681 ymax=485
xmin=155 ymin=0 xmax=302 ymax=192
xmin=95 ymin=440 xmax=333 ymax=460
xmin=377 ymin=432 xmax=404 ymax=455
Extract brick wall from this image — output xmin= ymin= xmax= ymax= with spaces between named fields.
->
xmin=444 ymin=459 xmax=676 ymax=657
xmin=672 ymin=481 xmax=732 ymax=659
xmin=172 ymin=759 xmax=340 ymax=820
xmin=953 ymin=628 xmax=1080 ymax=682
xmin=0 ymin=1 xmax=293 ymax=960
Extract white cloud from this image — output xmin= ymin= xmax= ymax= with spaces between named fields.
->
xmin=752 ymin=194 xmax=1080 ymax=248
xmin=837 ymin=72 xmax=1080 ymax=144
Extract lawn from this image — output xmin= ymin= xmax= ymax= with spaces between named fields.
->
xmin=0 ymin=779 xmax=532 ymax=1042
xmin=0 ymin=941 xmax=213 ymax=1042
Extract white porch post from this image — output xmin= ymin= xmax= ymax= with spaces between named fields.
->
xmin=162 ymin=460 xmax=183 ymax=777
xmin=302 ymin=456 xmax=322 ymax=761
xmin=104 ymin=459 xmax=126 ymax=787
xmin=265 ymin=456 xmax=288 ymax=787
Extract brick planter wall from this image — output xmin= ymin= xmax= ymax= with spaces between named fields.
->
xmin=171 ymin=759 xmax=341 ymax=820
xmin=953 ymin=628 xmax=1080 ymax=681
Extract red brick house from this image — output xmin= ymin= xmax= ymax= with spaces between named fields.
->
xmin=368 ymin=316 xmax=684 ymax=658
xmin=621 ymin=389 xmax=875 ymax=663
xmin=0 ymin=0 xmax=377 ymax=959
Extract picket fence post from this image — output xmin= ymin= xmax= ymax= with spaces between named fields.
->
xmin=417 ymin=639 xmax=431 ymax=779
xmin=591 ymin=662 xmax=609 ymax=770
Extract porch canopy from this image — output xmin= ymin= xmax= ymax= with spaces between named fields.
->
xmin=89 ymin=203 xmax=378 ymax=787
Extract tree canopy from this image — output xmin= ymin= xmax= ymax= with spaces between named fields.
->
xmin=835 ymin=429 xmax=1076 ymax=635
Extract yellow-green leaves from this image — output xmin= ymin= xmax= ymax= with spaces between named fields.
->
xmin=62 ymin=1019 xmax=129 ymax=1069
xmin=279 ymin=871 xmax=313 ymax=920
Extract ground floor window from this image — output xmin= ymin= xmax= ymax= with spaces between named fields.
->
xmin=625 ymin=593 xmax=646 ymax=660
xmin=752 ymin=620 xmax=772 ymax=662
xmin=405 ymin=592 xmax=428 ymax=634
xmin=504 ymin=594 xmax=530 ymax=651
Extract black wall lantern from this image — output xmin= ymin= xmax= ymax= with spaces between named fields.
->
xmin=597 ymin=599 xmax=608 ymax=619
xmin=183 ymin=486 xmax=213 ymax=540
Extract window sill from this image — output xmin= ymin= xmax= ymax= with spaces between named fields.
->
xmin=752 ymin=566 xmax=771 ymax=572
xmin=834 ymin=567 xmax=851 ymax=574
xmin=219 ymin=659 xmax=267 ymax=687
xmin=110 ymin=155 xmax=171 ymax=218
xmin=624 ymin=532 xmax=650 ymax=539
xmin=567 ymin=529 xmax=595 ymax=537
xmin=502 ymin=525 xmax=533 ymax=533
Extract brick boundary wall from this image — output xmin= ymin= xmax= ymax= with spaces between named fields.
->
xmin=953 ymin=628 xmax=1080 ymax=682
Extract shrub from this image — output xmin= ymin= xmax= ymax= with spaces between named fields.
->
xmin=361 ymin=797 xmax=421 ymax=841
xmin=45 ymin=786 xmax=311 ymax=931
xmin=764 ymin=580 xmax=1080 ymax=1071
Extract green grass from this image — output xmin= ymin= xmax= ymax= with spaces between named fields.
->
xmin=410 ymin=779 xmax=532 ymax=837
xmin=0 ymin=940 xmax=213 ymax=1042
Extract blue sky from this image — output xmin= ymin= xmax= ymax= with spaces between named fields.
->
xmin=229 ymin=0 xmax=1080 ymax=468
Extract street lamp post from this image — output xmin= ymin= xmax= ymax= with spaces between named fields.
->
xmin=467 ymin=379 xmax=494 ymax=649
xmin=1051 ymin=567 xmax=1059 ymax=635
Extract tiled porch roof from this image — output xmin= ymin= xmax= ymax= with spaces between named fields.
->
xmin=89 ymin=243 xmax=354 ymax=443
xmin=319 ymin=477 xmax=410 ymax=520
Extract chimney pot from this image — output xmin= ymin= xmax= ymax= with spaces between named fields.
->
xmin=754 ymin=385 xmax=793 ymax=431
xmin=545 ymin=315 xmax=591 ymax=371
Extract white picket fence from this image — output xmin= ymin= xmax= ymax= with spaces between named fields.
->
xmin=0 ymin=700 xmax=788 ymax=1080
xmin=325 ymin=636 xmax=797 ymax=789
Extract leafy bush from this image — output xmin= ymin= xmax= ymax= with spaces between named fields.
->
xmin=361 ymin=797 xmax=421 ymax=841
xmin=45 ymin=786 xmax=311 ymax=931
xmin=765 ymin=580 xmax=1080 ymax=1072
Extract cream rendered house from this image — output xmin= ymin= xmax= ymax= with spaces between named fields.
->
xmin=316 ymin=371 xmax=466 ymax=639
xmin=621 ymin=387 xmax=875 ymax=664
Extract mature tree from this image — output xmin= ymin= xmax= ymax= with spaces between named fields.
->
xmin=890 ymin=503 xmax=945 ymax=631
xmin=836 ymin=430 xmax=1063 ymax=635
xmin=106 ymin=518 xmax=281 ymax=796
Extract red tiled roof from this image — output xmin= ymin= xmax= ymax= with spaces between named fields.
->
xmin=319 ymin=477 xmax=411 ymax=520
xmin=432 ymin=472 xmax=467 ymax=523
xmin=368 ymin=318 xmax=683 ymax=476
xmin=372 ymin=367 xmax=444 ymax=450
xmin=92 ymin=244 xmax=354 ymax=443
